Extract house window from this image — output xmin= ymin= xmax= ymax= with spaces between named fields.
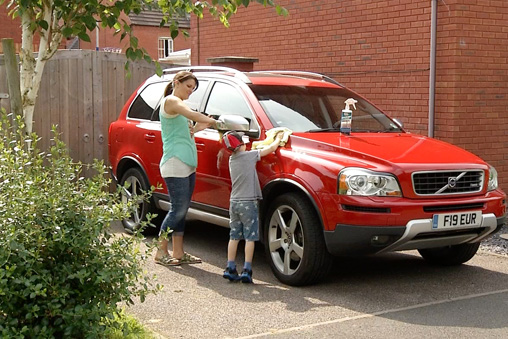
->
xmin=158 ymin=37 xmax=173 ymax=59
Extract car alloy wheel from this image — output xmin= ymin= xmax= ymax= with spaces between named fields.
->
xmin=267 ymin=203 xmax=305 ymax=276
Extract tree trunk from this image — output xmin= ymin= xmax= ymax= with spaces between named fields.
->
xmin=19 ymin=0 xmax=61 ymax=134
xmin=1 ymin=38 xmax=23 ymax=131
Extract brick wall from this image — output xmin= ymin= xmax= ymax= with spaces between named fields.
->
xmin=0 ymin=5 xmax=41 ymax=53
xmin=436 ymin=0 xmax=508 ymax=192
xmin=0 ymin=6 xmax=190 ymax=60
xmin=191 ymin=0 xmax=508 ymax=193
xmin=0 ymin=5 xmax=21 ymax=44
xmin=79 ymin=19 xmax=191 ymax=61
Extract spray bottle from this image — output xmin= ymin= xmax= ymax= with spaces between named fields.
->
xmin=340 ymin=98 xmax=357 ymax=135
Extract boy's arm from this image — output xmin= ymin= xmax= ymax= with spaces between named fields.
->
xmin=259 ymin=132 xmax=284 ymax=157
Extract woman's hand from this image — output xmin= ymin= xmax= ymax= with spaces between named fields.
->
xmin=194 ymin=120 xmax=216 ymax=134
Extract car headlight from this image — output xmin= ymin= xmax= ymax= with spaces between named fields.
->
xmin=338 ymin=168 xmax=402 ymax=197
xmin=488 ymin=165 xmax=498 ymax=191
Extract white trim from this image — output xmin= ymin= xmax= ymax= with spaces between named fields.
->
xmin=159 ymin=48 xmax=191 ymax=66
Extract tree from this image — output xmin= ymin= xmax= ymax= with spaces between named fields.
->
xmin=0 ymin=0 xmax=287 ymax=134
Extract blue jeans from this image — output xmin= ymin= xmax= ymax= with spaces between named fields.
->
xmin=160 ymin=173 xmax=195 ymax=236
xmin=229 ymin=200 xmax=259 ymax=241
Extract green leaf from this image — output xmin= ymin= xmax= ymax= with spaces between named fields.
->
xmin=155 ymin=62 xmax=163 ymax=77
xmin=125 ymin=47 xmax=133 ymax=60
xmin=276 ymin=5 xmax=288 ymax=16
xmin=134 ymin=49 xmax=143 ymax=60
xmin=62 ymin=27 xmax=73 ymax=37
xmin=83 ymin=16 xmax=98 ymax=30
xmin=78 ymin=32 xmax=91 ymax=42
xmin=130 ymin=36 xmax=138 ymax=49
xmin=38 ymin=20 xmax=49 ymax=31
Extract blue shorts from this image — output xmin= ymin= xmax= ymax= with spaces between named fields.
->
xmin=229 ymin=200 xmax=259 ymax=241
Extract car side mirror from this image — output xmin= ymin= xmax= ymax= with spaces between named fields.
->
xmin=216 ymin=115 xmax=250 ymax=132
xmin=393 ymin=118 xmax=404 ymax=128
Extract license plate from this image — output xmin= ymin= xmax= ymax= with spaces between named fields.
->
xmin=432 ymin=211 xmax=482 ymax=229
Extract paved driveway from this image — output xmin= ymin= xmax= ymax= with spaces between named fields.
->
xmin=112 ymin=221 xmax=508 ymax=339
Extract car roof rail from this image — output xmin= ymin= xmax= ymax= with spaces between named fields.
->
xmin=162 ymin=66 xmax=251 ymax=83
xmin=252 ymin=70 xmax=344 ymax=87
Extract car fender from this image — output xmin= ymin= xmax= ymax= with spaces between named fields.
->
xmin=116 ymin=155 xmax=150 ymax=185
xmin=261 ymin=176 xmax=326 ymax=236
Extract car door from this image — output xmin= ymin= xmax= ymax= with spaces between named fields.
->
xmin=122 ymin=81 xmax=167 ymax=194
xmin=192 ymin=80 xmax=259 ymax=211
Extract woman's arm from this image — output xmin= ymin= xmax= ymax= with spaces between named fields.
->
xmin=164 ymin=96 xmax=217 ymax=127
xmin=193 ymin=121 xmax=210 ymax=133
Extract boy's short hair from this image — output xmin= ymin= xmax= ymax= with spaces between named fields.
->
xmin=223 ymin=131 xmax=245 ymax=151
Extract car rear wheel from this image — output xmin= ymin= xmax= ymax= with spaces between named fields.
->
xmin=418 ymin=242 xmax=480 ymax=266
xmin=119 ymin=167 xmax=160 ymax=234
xmin=264 ymin=192 xmax=332 ymax=286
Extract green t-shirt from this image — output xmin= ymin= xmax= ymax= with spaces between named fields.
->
xmin=159 ymin=105 xmax=197 ymax=169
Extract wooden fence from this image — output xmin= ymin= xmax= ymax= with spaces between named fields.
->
xmin=0 ymin=50 xmax=160 ymax=174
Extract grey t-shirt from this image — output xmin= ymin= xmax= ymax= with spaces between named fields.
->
xmin=229 ymin=150 xmax=262 ymax=201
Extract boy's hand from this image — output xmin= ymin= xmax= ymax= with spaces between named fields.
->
xmin=275 ymin=131 xmax=284 ymax=144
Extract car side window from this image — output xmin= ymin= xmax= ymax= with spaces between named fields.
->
xmin=151 ymin=79 xmax=209 ymax=122
xmin=128 ymin=81 xmax=167 ymax=120
xmin=204 ymin=81 xmax=254 ymax=127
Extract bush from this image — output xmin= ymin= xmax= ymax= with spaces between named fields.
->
xmin=0 ymin=111 xmax=159 ymax=338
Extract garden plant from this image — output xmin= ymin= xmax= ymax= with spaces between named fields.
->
xmin=0 ymin=110 xmax=160 ymax=338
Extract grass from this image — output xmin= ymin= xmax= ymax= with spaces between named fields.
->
xmin=104 ymin=309 xmax=159 ymax=339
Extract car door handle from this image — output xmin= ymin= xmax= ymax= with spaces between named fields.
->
xmin=144 ymin=133 xmax=156 ymax=142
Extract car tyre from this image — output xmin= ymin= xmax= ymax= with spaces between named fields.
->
xmin=119 ymin=167 xmax=161 ymax=235
xmin=418 ymin=242 xmax=480 ymax=266
xmin=264 ymin=192 xmax=333 ymax=286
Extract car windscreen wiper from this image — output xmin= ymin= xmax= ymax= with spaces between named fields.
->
xmin=306 ymin=128 xmax=342 ymax=133
xmin=351 ymin=128 xmax=403 ymax=133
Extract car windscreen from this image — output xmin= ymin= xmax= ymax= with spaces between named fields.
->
xmin=250 ymin=85 xmax=402 ymax=133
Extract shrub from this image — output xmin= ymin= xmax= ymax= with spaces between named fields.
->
xmin=0 ymin=111 xmax=159 ymax=338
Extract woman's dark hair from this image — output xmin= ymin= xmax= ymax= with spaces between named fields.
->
xmin=163 ymin=71 xmax=199 ymax=97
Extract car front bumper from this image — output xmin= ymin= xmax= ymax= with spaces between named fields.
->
xmin=324 ymin=213 xmax=506 ymax=256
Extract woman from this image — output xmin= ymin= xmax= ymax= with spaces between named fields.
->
xmin=155 ymin=71 xmax=217 ymax=266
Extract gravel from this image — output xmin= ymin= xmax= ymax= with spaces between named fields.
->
xmin=479 ymin=223 xmax=508 ymax=256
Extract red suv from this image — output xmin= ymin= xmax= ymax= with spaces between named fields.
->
xmin=108 ymin=67 xmax=506 ymax=286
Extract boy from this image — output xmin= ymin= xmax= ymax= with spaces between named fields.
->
xmin=222 ymin=130 xmax=283 ymax=283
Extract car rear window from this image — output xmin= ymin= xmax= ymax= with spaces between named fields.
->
xmin=128 ymin=81 xmax=168 ymax=120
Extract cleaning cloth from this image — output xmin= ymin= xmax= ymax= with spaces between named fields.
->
xmin=252 ymin=127 xmax=293 ymax=149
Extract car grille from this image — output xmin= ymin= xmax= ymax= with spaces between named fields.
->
xmin=412 ymin=170 xmax=484 ymax=195
xmin=342 ymin=205 xmax=390 ymax=213
xmin=423 ymin=202 xmax=485 ymax=213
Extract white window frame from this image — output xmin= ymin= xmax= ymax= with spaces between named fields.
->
xmin=158 ymin=37 xmax=174 ymax=59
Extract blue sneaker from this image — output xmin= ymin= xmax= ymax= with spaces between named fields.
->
xmin=240 ymin=269 xmax=253 ymax=283
xmin=223 ymin=267 xmax=240 ymax=281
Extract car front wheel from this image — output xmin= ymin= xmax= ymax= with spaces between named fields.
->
xmin=418 ymin=242 xmax=480 ymax=266
xmin=264 ymin=192 xmax=332 ymax=286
